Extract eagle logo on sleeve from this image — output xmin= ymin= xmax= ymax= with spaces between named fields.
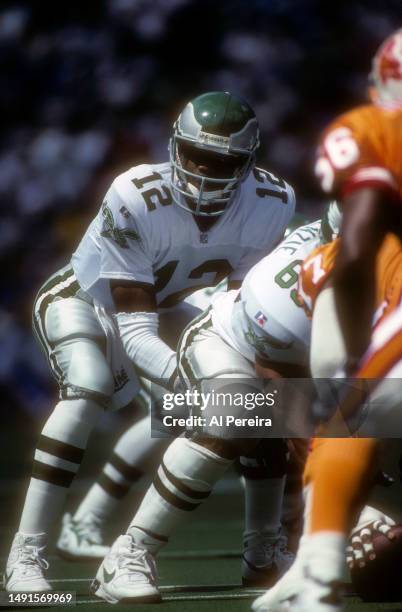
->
xmin=100 ymin=202 xmax=141 ymax=249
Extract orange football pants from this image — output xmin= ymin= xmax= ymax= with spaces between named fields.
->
xmin=303 ymin=437 xmax=380 ymax=534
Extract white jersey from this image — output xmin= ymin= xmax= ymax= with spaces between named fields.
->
xmin=211 ymin=221 xmax=322 ymax=366
xmin=71 ymin=163 xmax=295 ymax=310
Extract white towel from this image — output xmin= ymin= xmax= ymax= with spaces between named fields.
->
xmin=94 ymin=302 xmax=140 ymax=411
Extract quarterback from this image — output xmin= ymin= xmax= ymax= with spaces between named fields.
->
xmin=89 ymin=211 xmax=341 ymax=604
xmin=4 ymin=91 xmax=295 ymax=592
xmin=253 ymin=29 xmax=402 ymax=612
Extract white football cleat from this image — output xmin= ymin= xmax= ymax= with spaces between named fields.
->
xmin=5 ymin=532 xmax=51 ymax=592
xmin=56 ymin=512 xmax=110 ymax=561
xmin=90 ymin=534 xmax=161 ymax=604
xmin=242 ymin=530 xmax=295 ymax=587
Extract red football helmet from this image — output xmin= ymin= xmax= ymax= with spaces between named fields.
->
xmin=370 ymin=29 xmax=402 ymax=107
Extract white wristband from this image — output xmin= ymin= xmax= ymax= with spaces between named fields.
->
xmin=115 ymin=311 xmax=177 ymax=384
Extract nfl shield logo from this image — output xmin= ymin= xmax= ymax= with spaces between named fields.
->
xmin=255 ymin=311 xmax=267 ymax=327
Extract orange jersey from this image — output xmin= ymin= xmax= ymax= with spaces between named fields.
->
xmin=298 ymin=234 xmax=402 ymax=319
xmin=315 ymin=104 xmax=402 ymax=205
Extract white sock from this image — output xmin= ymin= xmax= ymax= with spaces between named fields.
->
xmin=287 ymin=530 xmax=346 ymax=583
xmin=112 ymin=415 xmax=168 ymax=475
xmin=240 ymin=445 xmax=287 ymax=538
xmin=74 ymin=416 xmax=168 ymax=522
xmin=19 ymin=479 xmax=67 ymax=536
xmin=306 ymin=532 xmax=347 ymax=582
xmin=74 ymin=483 xmax=118 ymax=523
xmin=19 ymin=399 xmax=102 ymax=535
xmin=128 ymin=437 xmax=231 ymax=553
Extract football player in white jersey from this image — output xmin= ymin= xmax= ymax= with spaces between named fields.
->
xmin=56 ymin=222 xmax=310 ymax=566
xmin=5 ymin=91 xmax=295 ymax=592
xmin=90 ymin=209 xmax=341 ymax=604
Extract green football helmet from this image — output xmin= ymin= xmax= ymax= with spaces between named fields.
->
xmin=169 ymin=91 xmax=260 ymax=216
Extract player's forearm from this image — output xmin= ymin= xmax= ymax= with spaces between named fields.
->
xmin=115 ymin=311 xmax=177 ymax=387
xmin=333 ymin=187 xmax=390 ymax=370
xmin=333 ymin=256 xmax=375 ymax=369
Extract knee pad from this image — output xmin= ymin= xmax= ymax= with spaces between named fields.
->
xmin=44 ymin=297 xmax=114 ymax=404
xmin=162 ymin=437 xmax=231 ymax=491
xmin=45 ymin=297 xmax=104 ymax=342
xmin=61 ymin=338 xmax=114 ymax=402
xmin=52 ymin=337 xmax=114 ymax=405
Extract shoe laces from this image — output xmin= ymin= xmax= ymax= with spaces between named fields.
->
xmin=119 ymin=545 xmax=157 ymax=581
xmin=19 ymin=546 xmax=49 ymax=575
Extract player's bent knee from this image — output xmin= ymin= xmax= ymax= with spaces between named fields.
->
xmin=45 ymin=297 xmax=115 ymax=404
xmin=41 ymin=398 xmax=103 ymax=447
xmin=55 ymin=338 xmax=114 ymax=405
xmin=66 ymin=339 xmax=114 ymax=398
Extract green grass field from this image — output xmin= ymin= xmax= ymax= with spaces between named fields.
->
xmin=1 ymin=423 xmax=402 ymax=612
xmin=2 ymin=486 xmax=402 ymax=612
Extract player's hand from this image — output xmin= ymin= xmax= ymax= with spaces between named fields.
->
xmin=346 ymin=506 xmax=396 ymax=569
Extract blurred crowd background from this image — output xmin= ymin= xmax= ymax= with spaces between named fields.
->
xmin=0 ymin=0 xmax=401 ymax=424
